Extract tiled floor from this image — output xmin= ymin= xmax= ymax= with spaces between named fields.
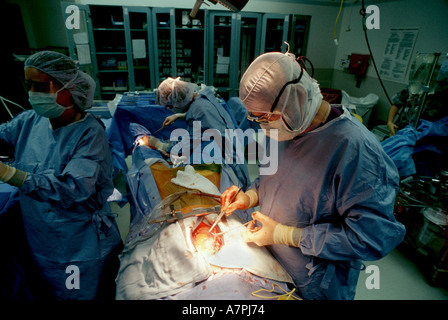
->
xmin=355 ymin=249 xmax=448 ymax=300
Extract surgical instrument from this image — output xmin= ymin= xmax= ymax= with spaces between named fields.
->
xmin=151 ymin=125 xmax=166 ymax=135
xmin=208 ymin=186 xmax=242 ymax=233
xmin=147 ymin=205 xmax=221 ymax=224
xmin=211 ymin=219 xmax=254 ymax=236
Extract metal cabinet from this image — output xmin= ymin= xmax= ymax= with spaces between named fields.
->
xmin=289 ymin=15 xmax=311 ymax=57
xmin=207 ymin=11 xmax=237 ymax=99
xmin=174 ymin=9 xmax=208 ymax=84
xmin=89 ymin=5 xmax=130 ymax=99
xmin=152 ymin=8 xmax=176 ymax=84
xmin=62 ymin=3 xmax=309 ymax=101
xmin=235 ymin=13 xmax=263 ymax=86
xmin=62 ymin=3 xmax=156 ymax=99
xmin=207 ymin=12 xmax=262 ymax=99
xmin=61 ymin=3 xmax=100 ymax=99
xmin=152 ymin=8 xmax=208 ymax=86
xmin=123 ymin=7 xmax=156 ymax=93
xmin=261 ymin=14 xmax=290 ymax=54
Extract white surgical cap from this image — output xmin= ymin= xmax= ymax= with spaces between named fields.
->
xmin=24 ymin=51 xmax=96 ymax=111
xmin=239 ymin=52 xmax=323 ymax=133
xmin=156 ymin=77 xmax=199 ymax=110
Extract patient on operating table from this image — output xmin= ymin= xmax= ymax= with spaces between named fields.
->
xmin=115 ymin=163 xmax=299 ymax=300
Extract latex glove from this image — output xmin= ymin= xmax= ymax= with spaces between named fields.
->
xmin=387 ymin=121 xmax=398 ymax=136
xmin=163 ymin=113 xmax=185 ymax=127
xmin=139 ymin=135 xmax=169 ymax=152
xmin=241 ymin=211 xmax=302 ymax=247
xmin=220 ymin=185 xmax=258 ymax=215
xmin=0 ymin=161 xmax=27 ymax=188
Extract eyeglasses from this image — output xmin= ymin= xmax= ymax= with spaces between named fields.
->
xmin=246 ymin=111 xmax=282 ymax=123
xmin=25 ymin=80 xmax=57 ymax=93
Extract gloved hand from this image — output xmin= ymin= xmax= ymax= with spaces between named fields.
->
xmin=139 ymin=135 xmax=169 ymax=152
xmin=241 ymin=211 xmax=302 ymax=247
xmin=163 ymin=113 xmax=185 ymax=127
xmin=0 ymin=161 xmax=27 ymax=188
xmin=220 ymin=185 xmax=258 ymax=215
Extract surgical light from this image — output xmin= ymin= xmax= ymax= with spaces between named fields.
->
xmin=190 ymin=0 xmax=249 ymax=18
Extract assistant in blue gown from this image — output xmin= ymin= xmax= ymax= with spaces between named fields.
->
xmin=173 ymin=87 xmax=251 ymax=189
xmin=0 ymin=51 xmax=122 ymax=299
xmin=145 ymin=78 xmax=251 ymax=189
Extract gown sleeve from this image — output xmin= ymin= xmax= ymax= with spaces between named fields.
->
xmin=20 ymin=118 xmax=113 ymax=210
xmin=300 ymin=136 xmax=406 ymax=261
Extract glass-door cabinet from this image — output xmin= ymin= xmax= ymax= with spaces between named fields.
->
xmin=261 ymin=14 xmax=289 ymax=54
xmin=89 ymin=5 xmax=129 ymax=99
xmin=123 ymin=7 xmax=156 ymax=91
xmin=152 ymin=8 xmax=207 ymax=86
xmin=235 ymin=13 xmax=262 ymax=88
xmin=61 ymin=3 xmax=100 ymax=99
xmin=174 ymin=9 xmax=207 ymax=84
xmin=207 ymin=11 xmax=238 ymax=100
xmin=152 ymin=8 xmax=176 ymax=85
xmin=289 ymin=15 xmax=311 ymax=57
xmin=207 ymin=12 xmax=262 ymax=99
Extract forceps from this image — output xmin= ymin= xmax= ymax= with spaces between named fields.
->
xmin=208 ymin=186 xmax=242 ymax=233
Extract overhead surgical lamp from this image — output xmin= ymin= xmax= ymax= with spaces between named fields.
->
xmin=190 ymin=0 xmax=249 ymax=18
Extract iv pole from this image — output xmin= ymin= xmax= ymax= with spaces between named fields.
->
xmin=412 ymin=52 xmax=441 ymax=128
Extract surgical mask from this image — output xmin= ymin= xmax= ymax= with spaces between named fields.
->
xmin=259 ymin=118 xmax=301 ymax=141
xmin=273 ymin=74 xmax=322 ymax=135
xmin=28 ymin=91 xmax=73 ymax=118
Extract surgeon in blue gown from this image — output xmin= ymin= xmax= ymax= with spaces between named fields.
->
xmin=0 ymin=51 xmax=123 ymax=299
xmin=140 ymin=77 xmax=251 ymax=189
xmin=221 ymin=52 xmax=406 ymax=300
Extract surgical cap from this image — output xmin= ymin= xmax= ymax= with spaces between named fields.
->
xmin=239 ymin=52 xmax=323 ymax=133
xmin=24 ymin=51 xmax=96 ymax=111
xmin=156 ymin=77 xmax=199 ymax=110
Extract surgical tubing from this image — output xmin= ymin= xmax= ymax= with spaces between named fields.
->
xmin=251 ymin=282 xmax=301 ymax=300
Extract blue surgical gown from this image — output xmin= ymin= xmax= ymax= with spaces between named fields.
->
xmin=253 ymin=107 xmax=405 ymax=300
xmin=168 ymin=88 xmax=251 ymax=189
xmin=0 ymin=110 xmax=123 ymax=299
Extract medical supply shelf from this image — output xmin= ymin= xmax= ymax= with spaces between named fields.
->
xmin=62 ymin=2 xmax=310 ymax=100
